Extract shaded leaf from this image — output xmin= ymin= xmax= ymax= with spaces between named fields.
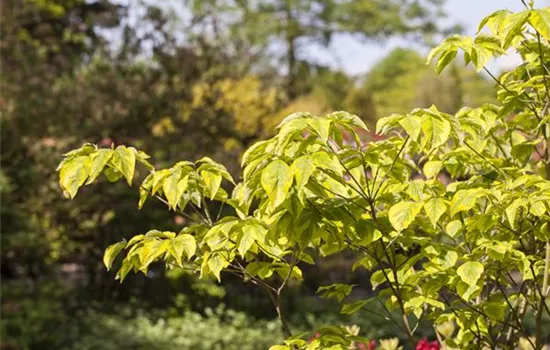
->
xmin=341 ymin=300 xmax=367 ymax=315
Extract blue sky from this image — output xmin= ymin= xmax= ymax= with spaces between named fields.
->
xmin=307 ymin=0 xmax=548 ymax=76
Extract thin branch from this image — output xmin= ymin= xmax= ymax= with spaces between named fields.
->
xmin=326 ymin=140 xmax=371 ymax=202
xmin=375 ymin=242 xmax=416 ymax=345
xmin=535 ymin=32 xmax=550 ymax=107
xmin=311 ymin=178 xmax=369 ymax=212
xmin=201 ymin=198 xmax=214 ymax=226
xmin=463 ymin=141 xmax=508 ymax=177
xmin=489 ymin=131 xmax=509 ymax=161
xmin=493 ymin=276 xmax=533 ymax=346
xmin=444 ymin=287 xmax=523 ymax=332
xmin=142 ymin=185 xmax=203 ymax=225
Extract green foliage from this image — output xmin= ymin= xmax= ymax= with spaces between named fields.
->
xmin=363 ymin=48 xmax=495 ymax=120
xmin=187 ymin=0 xmax=446 ymax=98
xmin=65 ymin=306 xmax=282 ymax=350
xmin=1 ymin=282 xmax=282 ymax=350
xmin=57 ymin=2 xmax=550 ymax=349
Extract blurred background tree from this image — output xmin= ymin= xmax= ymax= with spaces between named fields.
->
xmin=0 ymin=0 xmax=496 ymax=349
xmin=360 ymin=47 xmax=495 ymax=120
xmin=187 ymin=0 xmax=445 ymax=98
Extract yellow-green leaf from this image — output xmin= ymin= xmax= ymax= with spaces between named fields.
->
xmin=399 ymin=115 xmax=421 ymax=141
xmin=477 ymin=9 xmax=510 ymax=34
xmin=424 ymin=198 xmax=447 ymax=229
xmin=238 ymin=223 xmax=267 ymax=257
xmin=446 ymin=220 xmax=463 ymax=238
xmin=208 ymin=253 xmax=229 ymax=282
xmin=169 ymin=234 xmax=196 ymax=265
xmin=529 ymin=200 xmax=547 ymax=217
xmin=450 ymin=189 xmax=477 ymax=217
xmin=421 ymin=115 xmax=451 ymax=149
xmin=103 ymin=240 xmax=126 ymax=271
xmin=292 ymin=155 xmax=316 ymax=191
xmin=529 ymin=9 xmax=550 ymax=40
xmin=59 ymin=155 xmax=91 ymax=198
xmin=138 ymin=174 xmax=153 ymax=209
xmin=388 ymin=201 xmax=423 ymax=232
xmin=501 ymin=11 xmax=530 ymax=48
xmin=457 ymin=261 xmax=484 ymax=286
xmin=328 ymin=111 xmax=369 ymax=131
xmin=116 ymin=256 xmax=137 ymax=282
xmin=505 ymin=198 xmax=527 ymax=229
xmin=261 ymin=160 xmax=294 ymax=209
xmin=151 ymin=170 xmax=170 ymax=195
xmin=138 ymin=240 xmax=166 ymax=269
xmin=308 ymin=118 xmax=332 ymax=142
xmin=112 ymin=146 xmax=136 ymax=186
xmin=163 ymin=168 xmax=187 ymax=209
xmin=126 ymin=234 xmax=145 ymax=247
xmin=201 ymin=170 xmax=222 ymax=200
xmin=269 ymin=346 xmax=291 ymax=350
xmin=87 ymin=149 xmax=113 ymax=184
xmin=423 ymin=161 xmax=443 ymax=179
xmin=436 ymin=48 xmax=457 ymax=74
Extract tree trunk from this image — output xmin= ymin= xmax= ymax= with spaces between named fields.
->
xmin=285 ymin=4 xmax=297 ymax=99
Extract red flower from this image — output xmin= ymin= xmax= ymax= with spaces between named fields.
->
xmin=416 ymin=338 xmax=440 ymax=350
xmin=307 ymin=332 xmax=321 ymax=343
xmin=356 ymin=340 xmax=375 ymax=350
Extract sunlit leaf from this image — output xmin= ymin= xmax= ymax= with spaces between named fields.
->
xmin=112 ymin=146 xmax=136 ymax=186
xmin=388 ymin=201 xmax=423 ymax=232
xmin=59 ymin=155 xmax=91 ymax=198
xmin=450 ymin=189 xmax=477 ymax=217
xmin=261 ymin=159 xmax=294 ymax=209
xmin=292 ymin=155 xmax=316 ymax=192
xmin=424 ymin=198 xmax=447 ymax=228
xmin=163 ymin=168 xmax=188 ymax=210
xmin=529 ymin=9 xmax=550 ymax=40
xmin=201 ymin=170 xmax=222 ymax=200
xmin=103 ymin=240 xmax=126 ymax=271
xmin=457 ymin=261 xmax=484 ymax=286
xmin=168 ymin=234 xmax=196 ymax=265
xmin=87 ymin=149 xmax=113 ymax=184
xmin=421 ymin=114 xmax=451 ymax=150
